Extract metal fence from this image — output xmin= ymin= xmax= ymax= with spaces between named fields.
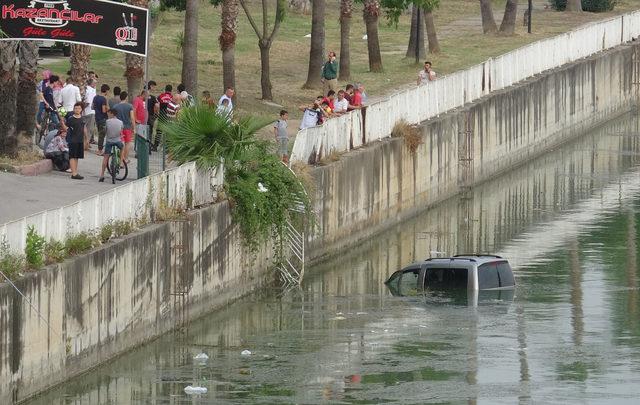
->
xmin=290 ymin=11 xmax=640 ymax=164
xmin=0 ymin=162 xmax=223 ymax=253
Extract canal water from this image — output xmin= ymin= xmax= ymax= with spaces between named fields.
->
xmin=27 ymin=112 xmax=640 ymax=404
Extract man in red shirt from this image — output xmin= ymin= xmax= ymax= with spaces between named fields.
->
xmin=322 ymin=90 xmax=336 ymax=110
xmin=133 ymin=90 xmax=148 ymax=141
xmin=346 ymin=84 xmax=362 ymax=110
xmin=158 ymin=84 xmax=174 ymax=120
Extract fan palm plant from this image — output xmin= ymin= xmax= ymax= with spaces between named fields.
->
xmin=159 ymin=105 xmax=270 ymax=167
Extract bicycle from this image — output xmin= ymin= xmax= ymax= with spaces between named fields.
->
xmin=106 ymin=144 xmax=128 ymax=184
xmin=37 ymin=109 xmax=55 ymax=146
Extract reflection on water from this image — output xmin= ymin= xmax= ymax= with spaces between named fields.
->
xmin=26 ymin=113 xmax=640 ymax=404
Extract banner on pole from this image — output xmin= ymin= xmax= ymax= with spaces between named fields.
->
xmin=0 ymin=0 xmax=149 ymax=56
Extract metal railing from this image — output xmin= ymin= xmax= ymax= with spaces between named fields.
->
xmin=290 ymin=10 xmax=640 ymax=164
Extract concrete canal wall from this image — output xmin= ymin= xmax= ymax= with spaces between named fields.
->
xmin=0 ymin=202 xmax=274 ymax=403
xmin=0 ymin=43 xmax=638 ymax=404
xmin=307 ymin=43 xmax=638 ymax=262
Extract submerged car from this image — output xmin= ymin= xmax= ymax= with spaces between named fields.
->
xmin=385 ymin=255 xmax=515 ymax=303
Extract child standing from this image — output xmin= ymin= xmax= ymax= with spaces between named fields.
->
xmin=274 ymin=110 xmax=289 ymax=163
xmin=66 ymin=102 xmax=87 ymax=180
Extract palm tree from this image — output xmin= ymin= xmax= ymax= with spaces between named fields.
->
xmin=126 ymin=0 xmax=148 ymax=100
xmin=499 ymin=0 xmax=518 ymax=35
xmin=17 ymin=41 xmax=39 ymax=148
xmin=479 ymin=0 xmax=497 ymax=34
xmin=182 ymin=0 xmax=199 ymax=93
xmin=220 ymin=0 xmax=239 ymax=93
xmin=363 ymin=0 xmax=383 ymax=72
xmin=70 ymin=44 xmax=91 ymax=95
xmin=0 ymin=41 xmax=18 ymax=156
xmin=339 ymin=0 xmax=353 ymax=81
xmin=238 ymin=0 xmax=286 ymax=100
xmin=304 ymin=0 xmax=325 ymax=89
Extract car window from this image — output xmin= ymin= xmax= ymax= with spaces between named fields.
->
xmin=497 ymin=262 xmax=515 ymax=287
xmin=424 ymin=268 xmax=468 ymax=290
xmin=478 ymin=263 xmax=500 ymax=289
xmin=397 ymin=269 xmax=420 ymax=296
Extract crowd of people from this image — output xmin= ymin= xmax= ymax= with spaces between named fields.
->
xmin=35 ymin=54 xmax=435 ymax=176
xmin=36 ymin=69 xmax=236 ymax=181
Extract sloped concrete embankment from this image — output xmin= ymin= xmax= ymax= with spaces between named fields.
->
xmin=307 ymin=43 xmax=637 ymax=262
xmin=0 ymin=43 xmax=637 ymax=403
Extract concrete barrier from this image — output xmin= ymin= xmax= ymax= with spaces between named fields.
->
xmin=291 ymin=10 xmax=640 ymax=164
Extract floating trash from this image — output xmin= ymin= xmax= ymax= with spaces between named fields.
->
xmin=241 ymin=349 xmax=252 ymax=356
xmin=193 ymin=353 xmax=209 ymax=361
xmin=184 ymin=386 xmax=207 ymax=395
xmin=331 ymin=316 xmax=346 ymax=321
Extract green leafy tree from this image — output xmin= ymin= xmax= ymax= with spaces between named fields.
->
xmin=238 ymin=0 xmax=286 ymax=100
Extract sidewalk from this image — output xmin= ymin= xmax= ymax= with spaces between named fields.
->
xmin=0 ymin=144 xmax=167 ymax=224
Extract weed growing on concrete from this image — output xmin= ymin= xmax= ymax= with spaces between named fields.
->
xmin=113 ymin=221 xmax=134 ymax=238
xmin=64 ymin=232 xmax=97 ymax=256
xmin=99 ymin=222 xmax=114 ymax=243
xmin=44 ymin=240 xmax=67 ymax=265
xmin=0 ymin=239 xmax=25 ymax=280
xmin=25 ymin=226 xmax=46 ymax=269
xmin=318 ymin=150 xmax=341 ymax=165
xmin=392 ymin=120 xmax=423 ymax=154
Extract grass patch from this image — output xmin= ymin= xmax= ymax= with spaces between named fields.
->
xmin=0 ymin=150 xmax=43 ymax=167
xmin=40 ymin=0 xmax=639 ymax=125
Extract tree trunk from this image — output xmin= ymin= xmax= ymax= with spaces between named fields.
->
xmin=289 ymin=0 xmax=311 ymax=14
xmin=70 ymin=44 xmax=91 ymax=95
xmin=259 ymin=41 xmax=273 ymax=100
xmin=363 ymin=0 xmax=383 ymax=73
xmin=499 ymin=0 xmax=518 ymax=35
xmin=303 ymin=0 xmax=325 ymax=89
xmin=126 ymin=0 xmax=148 ymax=100
xmin=0 ymin=41 xmax=18 ymax=157
xmin=17 ymin=41 xmax=38 ymax=149
xmin=479 ymin=0 xmax=497 ymax=34
xmin=405 ymin=5 xmax=425 ymax=61
xmin=220 ymin=0 xmax=238 ymax=94
xmin=339 ymin=0 xmax=353 ymax=81
xmin=566 ymin=0 xmax=582 ymax=12
xmin=424 ymin=9 xmax=440 ymax=54
xmin=181 ymin=0 xmax=198 ymax=94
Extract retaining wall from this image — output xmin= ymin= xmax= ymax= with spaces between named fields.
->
xmin=306 ymin=43 xmax=638 ymax=261
xmin=0 ymin=202 xmax=273 ymax=404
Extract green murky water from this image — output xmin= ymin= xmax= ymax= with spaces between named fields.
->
xmin=26 ymin=112 xmax=640 ymax=404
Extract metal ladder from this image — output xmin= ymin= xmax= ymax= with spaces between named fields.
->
xmin=278 ymin=163 xmax=309 ymax=286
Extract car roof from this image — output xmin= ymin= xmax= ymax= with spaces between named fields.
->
xmin=419 ymin=255 xmax=506 ymax=266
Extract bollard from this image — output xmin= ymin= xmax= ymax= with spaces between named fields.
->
xmin=135 ymin=124 xmax=149 ymax=178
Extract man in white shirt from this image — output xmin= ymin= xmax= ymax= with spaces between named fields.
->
xmin=218 ymin=87 xmax=234 ymax=113
xmin=333 ymin=90 xmax=349 ymax=114
xmin=61 ymin=77 xmax=81 ymax=114
xmin=84 ymin=78 xmax=97 ymax=143
xmin=417 ymin=61 xmax=437 ymax=85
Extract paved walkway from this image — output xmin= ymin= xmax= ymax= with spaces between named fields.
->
xmin=0 ymin=144 xmax=167 ymax=224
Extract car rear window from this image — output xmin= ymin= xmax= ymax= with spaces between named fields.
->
xmin=479 ymin=262 xmax=514 ymax=289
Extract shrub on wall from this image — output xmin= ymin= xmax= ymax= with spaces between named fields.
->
xmin=550 ymin=0 xmax=617 ymax=11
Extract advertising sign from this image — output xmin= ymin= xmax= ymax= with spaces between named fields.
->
xmin=0 ymin=0 xmax=149 ymax=56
